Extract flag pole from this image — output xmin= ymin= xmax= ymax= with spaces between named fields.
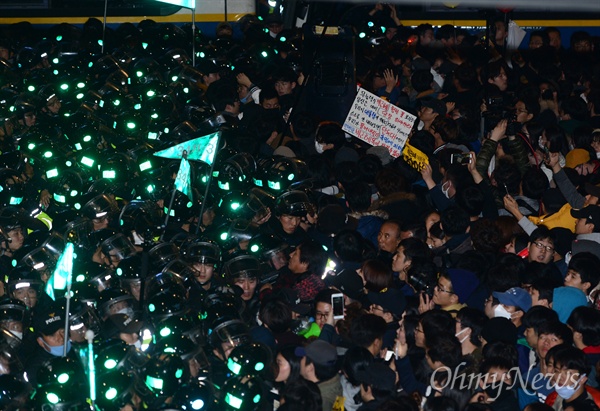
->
xmin=160 ymin=150 xmax=188 ymax=241
xmin=195 ymin=133 xmax=221 ymax=235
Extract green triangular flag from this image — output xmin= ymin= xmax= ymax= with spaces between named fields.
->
xmin=45 ymin=242 xmax=74 ymax=301
xmin=174 ymin=157 xmax=193 ymax=201
xmin=153 ymin=132 xmax=219 ymax=165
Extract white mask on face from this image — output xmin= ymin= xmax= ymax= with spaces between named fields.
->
xmin=315 ymin=140 xmax=326 ymax=154
xmin=555 ymin=374 xmax=585 ymax=400
xmin=455 ymin=328 xmax=470 ymax=344
xmin=117 ymin=307 xmax=134 ymax=319
xmin=494 ymin=304 xmax=513 ymax=320
xmin=10 ymin=330 xmax=23 ymax=340
xmin=441 ymin=181 xmax=451 ymax=199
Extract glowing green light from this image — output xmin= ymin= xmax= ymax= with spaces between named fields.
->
xmin=75 ymin=143 xmax=82 ymax=151
xmin=134 ymin=103 xmax=141 ymax=110
xmin=228 ymin=358 xmax=242 ymax=375
xmin=148 ymin=132 xmax=158 ymax=140
xmin=117 ymin=268 xmax=123 ymax=275
xmin=225 ymin=393 xmax=243 ymax=409
xmin=44 ymin=151 xmax=53 ymax=158
xmin=148 ymin=303 xmax=155 ymax=312
xmin=76 ymin=93 xmax=84 ymax=99
xmin=70 ymin=190 xmax=78 ymax=196
xmin=53 ymin=193 xmax=66 ymax=203
xmin=11 ymin=259 xmax=16 ymax=267
xmin=164 ymin=347 xmax=176 ymax=353
xmin=267 ymin=181 xmax=281 ymax=190
xmin=146 ymin=184 xmax=154 ymax=193
xmin=201 ymin=175 xmax=208 ymax=183
xmin=83 ymin=135 xmax=92 ymax=142
xmin=151 ymin=113 xmax=158 ymax=119
xmin=104 ymin=359 xmax=117 ymax=369
xmin=175 ymin=368 xmax=183 ymax=378
xmin=253 ymin=394 xmax=261 ymax=404
xmin=231 ymin=202 xmax=240 ymax=210
xmin=105 ymin=388 xmax=117 ymax=400
xmin=218 ymin=181 xmax=230 ymax=190
xmin=88 ymin=62 xmax=93 ymax=68
xmin=183 ymin=87 xmax=189 ymax=93
xmin=251 ymin=244 xmax=259 ymax=252
xmin=367 ymin=21 xmax=374 ymax=27
xmin=56 ymin=35 xmax=63 ymax=41
xmin=359 ymin=32 xmax=366 ymax=39
xmin=146 ymin=90 xmax=156 ymax=97
xmin=47 ymin=393 xmax=60 ymax=404
xmin=81 ymin=156 xmax=94 ymax=167
xmin=53 ymin=57 xmax=59 ymax=64
xmin=172 ymin=75 xmax=178 ymax=82
xmin=136 ymin=71 xmax=143 ymax=77
xmin=191 ymin=399 xmax=204 ymax=410
xmin=77 ymin=82 xmax=85 ymax=89
xmin=127 ymin=122 xmax=136 ymax=129
xmin=113 ymin=99 xmax=120 ymax=106
xmin=76 ymin=274 xmax=85 ymax=282
xmin=220 ymin=232 xmax=228 ymax=240
xmin=28 ymin=85 xmax=35 ymax=92
xmin=187 ymin=201 xmax=193 ymax=208
xmin=53 ymin=69 xmax=59 ymax=75
xmin=199 ymin=51 xmax=206 ymax=58
xmin=60 ymin=83 xmax=68 ymax=90
xmin=46 ymin=168 xmax=58 ymax=178
xmin=381 ymin=26 xmax=386 ymax=33
xmin=139 ymin=160 xmax=152 ymax=171
xmin=142 ymin=42 xmax=149 ymax=49
xmin=65 ymin=161 xmax=72 ymax=166
xmin=98 ymin=39 xmax=103 ymax=46
xmin=57 ymin=373 xmax=69 ymax=383
xmin=253 ymin=178 xmax=263 ymax=187
xmin=261 ymin=51 xmax=268 ymax=58
xmin=28 ymin=143 xmax=35 ymax=150
xmin=255 ymin=362 xmax=265 ymax=371
xmin=160 ymin=327 xmax=171 ymax=337
xmin=280 ymin=36 xmax=287 ymax=42
xmin=103 ymin=170 xmax=116 ymax=179
xmin=145 ymin=375 xmax=163 ymax=390
xmin=288 ymin=173 xmax=295 ymax=181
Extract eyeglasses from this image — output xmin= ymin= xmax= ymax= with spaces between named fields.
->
xmin=533 ymin=241 xmax=554 ymax=253
xmin=315 ymin=312 xmax=329 ymax=319
xmin=435 ymin=283 xmax=454 ymax=294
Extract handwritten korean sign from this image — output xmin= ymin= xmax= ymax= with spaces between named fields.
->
xmin=342 ymin=87 xmax=416 ymax=157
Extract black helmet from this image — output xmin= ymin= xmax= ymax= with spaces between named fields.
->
xmin=247 ymin=233 xmax=288 ymax=264
xmin=182 ymin=241 xmax=221 ymax=265
xmin=0 ymin=374 xmax=30 ymax=408
xmin=146 ymin=290 xmax=188 ymax=322
xmin=227 ymin=342 xmax=273 ymax=378
xmin=274 ymin=190 xmax=312 ymax=217
xmin=95 ymin=370 xmax=135 ymax=411
xmin=97 ymin=288 xmax=135 ymax=320
xmin=118 ymin=200 xmax=163 ymax=241
xmin=172 ymin=382 xmax=217 ymax=411
xmin=224 ymin=254 xmax=261 ymax=283
xmin=222 ymin=375 xmax=266 ymax=411
xmin=81 ymin=193 xmax=119 ymax=221
xmin=135 ymin=353 xmax=189 ymax=406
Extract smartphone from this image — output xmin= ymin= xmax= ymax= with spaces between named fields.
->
xmin=384 ymin=350 xmax=396 ymax=361
xmin=451 ymin=153 xmax=471 ymax=165
xmin=331 ymin=293 xmax=344 ymax=320
xmin=321 ymin=258 xmax=337 ymax=280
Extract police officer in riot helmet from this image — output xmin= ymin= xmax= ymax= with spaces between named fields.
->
xmin=225 ymin=254 xmax=262 ymax=326
xmin=262 ymin=190 xmax=312 ymax=247
xmin=183 ymin=241 xmax=223 ymax=294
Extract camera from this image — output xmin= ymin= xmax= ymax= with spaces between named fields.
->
xmin=409 ymin=272 xmax=435 ymax=297
xmin=451 ymin=153 xmax=472 ymax=165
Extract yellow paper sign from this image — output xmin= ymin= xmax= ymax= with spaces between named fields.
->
xmin=403 ymin=143 xmax=429 ymax=171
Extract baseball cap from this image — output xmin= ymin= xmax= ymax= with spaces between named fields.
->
xmin=294 ymin=340 xmax=337 ymax=366
xmin=327 ymin=269 xmax=364 ymax=301
xmin=34 ymin=304 xmax=64 ymax=336
xmin=492 ymin=287 xmax=532 ymax=312
xmin=584 ymin=183 xmax=600 ymax=199
xmin=368 ymin=287 xmax=407 ymax=317
xmin=366 ymin=146 xmax=393 ymax=166
xmin=571 ymin=205 xmax=600 ymax=224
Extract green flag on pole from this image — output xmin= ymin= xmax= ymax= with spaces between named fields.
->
xmin=153 ymin=132 xmax=219 ymax=165
xmin=174 ymin=156 xmax=193 ymax=201
xmin=45 ymin=242 xmax=74 ymax=301
xmin=154 ymin=0 xmax=195 ymax=8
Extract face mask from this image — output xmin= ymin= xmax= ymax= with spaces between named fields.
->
xmin=441 ymin=182 xmax=451 ymax=199
xmin=315 ymin=140 xmax=326 ymax=154
xmin=494 ymin=304 xmax=513 ymax=320
xmin=10 ymin=331 xmax=23 ymax=340
xmin=555 ymin=374 xmax=585 ymax=400
xmin=41 ymin=338 xmax=71 ymax=356
xmin=117 ymin=307 xmax=134 ymax=319
xmin=455 ymin=328 xmax=470 ymax=344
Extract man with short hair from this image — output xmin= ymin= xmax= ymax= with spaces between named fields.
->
xmin=564 ymin=252 xmax=600 ymax=300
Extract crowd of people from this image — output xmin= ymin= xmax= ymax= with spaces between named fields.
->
xmin=0 ymin=3 xmax=599 ymax=410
